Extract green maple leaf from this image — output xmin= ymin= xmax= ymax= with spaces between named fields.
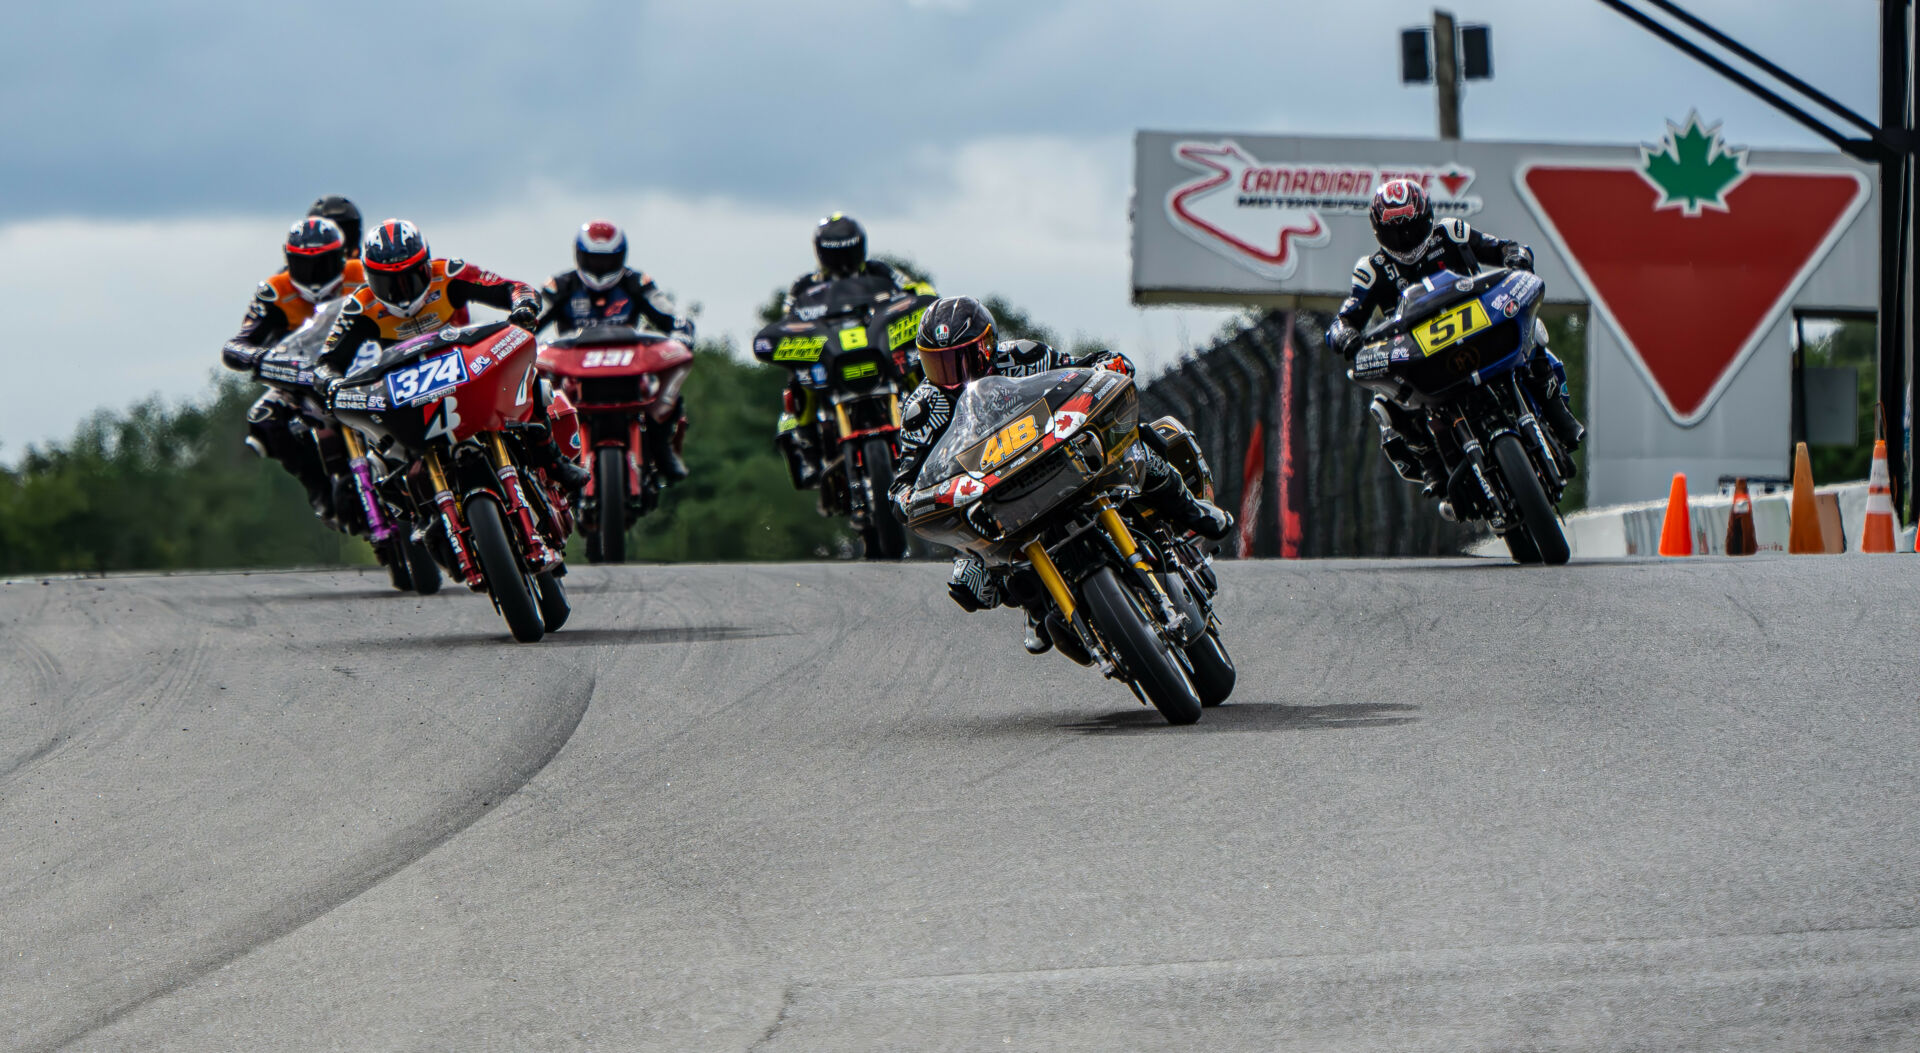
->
xmin=1641 ymin=114 xmax=1746 ymax=215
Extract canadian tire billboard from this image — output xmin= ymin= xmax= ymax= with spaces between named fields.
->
xmin=1132 ymin=123 xmax=1877 ymax=507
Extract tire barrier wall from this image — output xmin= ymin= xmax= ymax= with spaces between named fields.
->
xmin=1138 ymin=310 xmax=1481 ymax=559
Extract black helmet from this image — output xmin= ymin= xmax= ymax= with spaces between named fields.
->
xmin=1368 ymin=179 xmax=1434 ymax=264
xmin=284 ymin=217 xmax=346 ymax=302
xmin=916 ymin=296 xmax=997 ymax=390
xmin=362 ymin=219 xmax=432 ymax=316
xmin=813 ymin=212 xmax=866 ymax=278
xmin=574 ymin=219 xmax=627 ymax=291
xmin=308 ymin=195 xmax=363 ymax=258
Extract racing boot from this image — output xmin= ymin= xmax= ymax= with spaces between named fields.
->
xmin=777 ymin=422 xmax=822 ymax=490
xmin=1140 ymin=457 xmax=1233 ymax=541
xmin=1023 ymin=606 xmax=1053 ymax=655
xmin=524 ymin=423 xmax=593 ymax=491
xmin=1525 ymin=352 xmax=1584 ymax=450
xmin=1371 ymin=395 xmax=1449 ymax=498
xmin=947 ymin=555 xmax=1000 ymax=612
xmin=644 ymin=403 xmax=689 ymax=486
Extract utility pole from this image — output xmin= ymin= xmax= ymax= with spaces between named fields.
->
xmin=1435 ymin=10 xmax=1462 ymax=140
xmin=1884 ymin=0 xmax=1914 ymax=518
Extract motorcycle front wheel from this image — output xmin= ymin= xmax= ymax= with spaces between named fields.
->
xmin=1491 ymin=433 xmax=1569 ymax=566
xmin=595 ymin=446 xmax=628 ymax=564
xmin=1080 ymin=566 xmax=1202 ymax=725
xmin=467 ymin=493 xmax=544 ymax=643
xmin=859 ymin=437 xmax=907 ymax=561
xmin=405 ymin=527 xmax=442 ymax=596
xmin=535 ymin=570 xmax=570 ymax=631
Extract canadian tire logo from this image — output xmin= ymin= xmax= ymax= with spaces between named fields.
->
xmin=1165 ymin=139 xmax=1482 ymax=280
xmin=1518 ymin=115 xmax=1869 ymax=425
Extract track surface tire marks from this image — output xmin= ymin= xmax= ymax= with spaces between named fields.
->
xmin=2 ymin=557 xmax=1918 ymax=1051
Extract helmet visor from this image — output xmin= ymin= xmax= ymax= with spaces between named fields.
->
xmin=1377 ymin=215 xmax=1433 ymax=259
xmin=286 ymin=248 xmax=345 ymax=295
xmin=576 ymin=246 xmax=623 ymax=282
xmin=367 ymin=261 xmax=431 ymax=312
xmin=919 ymin=335 xmax=991 ymax=390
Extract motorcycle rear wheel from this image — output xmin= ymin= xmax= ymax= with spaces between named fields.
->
xmin=467 ymin=493 xmax=544 ymax=643
xmin=405 ymin=529 xmax=442 ymax=595
xmin=383 ymin=539 xmax=414 ymax=592
xmin=859 ymin=437 xmax=907 ymax=561
xmin=595 ymin=446 xmax=628 ymax=564
xmin=1183 ymin=628 xmax=1237 ymax=707
xmin=1491 ymin=433 xmax=1569 ymax=566
xmin=1080 ymin=566 xmax=1202 ymax=725
xmin=535 ymin=570 xmax=570 ymax=631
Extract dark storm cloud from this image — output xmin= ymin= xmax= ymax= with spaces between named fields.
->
xmin=0 ymin=0 xmax=1876 ymax=224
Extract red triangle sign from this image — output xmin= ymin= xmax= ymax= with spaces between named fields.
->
xmin=1517 ymin=131 xmax=1868 ymax=425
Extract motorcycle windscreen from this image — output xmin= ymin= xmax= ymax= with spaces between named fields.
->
xmin=914 ymin=370 xmax=1087 ymax=490
xmin=270 ymin=297 xmax=349 ymax=367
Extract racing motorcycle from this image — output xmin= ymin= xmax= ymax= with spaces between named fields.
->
xmin=248 ymin=299 xmax=440 ymax=595
xmin=329 ymin=321 xmax=576 ymax=642
xmin=754 ymin=285 xmax=937 ymax=559
xmin=536 ymin=325 xmax=693 ymax=563
xmin=901 ymin=367 xmax=1235 ymax=725
xmin=1350 ymin=267 xmax=1578 ymax=565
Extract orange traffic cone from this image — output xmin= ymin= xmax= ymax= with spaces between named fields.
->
xmin=1725 ymin=477 xmax=1757 ymax=556
xmin=1861 ymin=439 xmax=1898 ymax=552
xmin=1659 ymin=473 xmax=1692 ymax=556
xmin=1787 ymin=441 xmax=1827 ymax=554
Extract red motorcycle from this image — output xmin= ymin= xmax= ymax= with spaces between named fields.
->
xmin=536 ymin=325 xmax=693 ymax=562
xmin=330 ymin=321 xmax=579 ymax=642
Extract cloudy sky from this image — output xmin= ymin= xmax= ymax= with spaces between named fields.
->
xmin=0 ymin=0 xmax=1878 ymax=454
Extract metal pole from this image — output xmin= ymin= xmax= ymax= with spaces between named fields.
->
xmin=1434 ymin=9 xmax=1461 ymax=139
xmin=1882 ymin=0 xmax=1911 ymax=516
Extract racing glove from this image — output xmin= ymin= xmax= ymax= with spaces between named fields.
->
xmin=1326 ymin=321 xmax=1361 ymax=358
xmin=508 ymin=303 xmax=540 ymax=331
xmin=1502 ymin=245 xmax=1535 ymax=271
xmin=221 ymin=342 xmax=265 ymax=373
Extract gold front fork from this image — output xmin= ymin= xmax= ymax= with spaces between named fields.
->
xmin=1023 ymin=540 xmax=1076 ymax=620
xmin=1096 ymin=498 xmax=1170 ymax=601
xmin=482 ymin=432 xmax=512 ymax=470
xmin=423 ymin=448 xmax=452 ymax=496
xmin=340 ymin=426 xmax=367 ymax=460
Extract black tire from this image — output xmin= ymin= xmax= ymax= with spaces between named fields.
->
xmin=382 ymin=539 xmax=414 ymax=592
xmin=1183 ymin=628 xmax=1237 ymax=707
xmin=1503 ymin=528 xmax=1542 ymax=565
xmin=467 ymin=493 xmax=544 ymax=643
xmin=1080 ymin=566 xmax=1202 ymax=725
xmin=860 ymin=437 xmax=907 ymax=560
xmin=1491 ymin=433 xmax=1569 ymax=566
xmin=596 ymin=446 xmax=628 ymax=564
xmin=535 ymin=571 xmax=570 ymax=632
xmin=405 ymin=530 xmax=442 ymax=595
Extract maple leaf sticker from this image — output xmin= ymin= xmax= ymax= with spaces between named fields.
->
xmin=1639 ymin=112 xmax=1749 ymax=215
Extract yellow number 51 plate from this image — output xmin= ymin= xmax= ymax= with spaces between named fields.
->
xmin=1411 ymin=300 xmax=1493 ymax=356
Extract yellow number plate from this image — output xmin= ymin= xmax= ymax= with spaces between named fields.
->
xmin=887 ymin=308 xmax=925 ymax=351
xmin=979 ymin=416 xmax=1040 ymax=469
xmin=1411 ymin=300 xmax=1493 ymax=356
xmin=839 ymin=325 xmax=869 ymax=350
xmin=773 ymin=336 xmax=826 ymax=362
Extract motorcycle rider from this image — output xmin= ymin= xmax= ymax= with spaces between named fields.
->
xmin=893 ymin=296 xmax=1232 ymax=656
xmin=533 ymin=220 xmax=696 ymax=483
xmin=775 ymin=213 xmax=934 ymax=488
xmin=220 ymin=215 xmax=363 ymax=518
xmin=312 ymin=218 xmax=592 ymax=491
xmin=1325 ymin=179 xmax=1583 ymax=515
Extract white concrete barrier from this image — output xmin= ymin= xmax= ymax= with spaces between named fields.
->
xmin=1466 ymin=481 xmax=1914 ymax=557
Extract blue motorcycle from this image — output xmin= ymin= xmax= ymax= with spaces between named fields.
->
xmin=1351 ymin=267 xmax=1576 ymax=564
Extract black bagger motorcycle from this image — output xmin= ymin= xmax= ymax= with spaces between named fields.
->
xmin=1350 ymin=267 xmax=1579 ymax=565
xmin=754 ymin=285 xmax=937 ymax=559
xmin=901 ymin=367 xmax=1235 ymax=725
xmin=248 ymin=298 xmax=441 ymax=594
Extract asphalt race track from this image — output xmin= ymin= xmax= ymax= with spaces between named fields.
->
xmin=4 ymin=557 xmax=1919 ymax=1051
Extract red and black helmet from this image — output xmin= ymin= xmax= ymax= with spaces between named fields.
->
xmin=307 ymin=195 xmax=363 ymax=257
xmin=362 ymin=219 xmax=432 ymax=316
xmin=283 ymin=217 xmax=346 ymax=303
xmin=1369 ymin=179 xmax=1434 ymax=263
xmin=916 ymin=296 xmax=997 ymax=391
xmin=574 ymin=220 xmax=627 ymax=291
